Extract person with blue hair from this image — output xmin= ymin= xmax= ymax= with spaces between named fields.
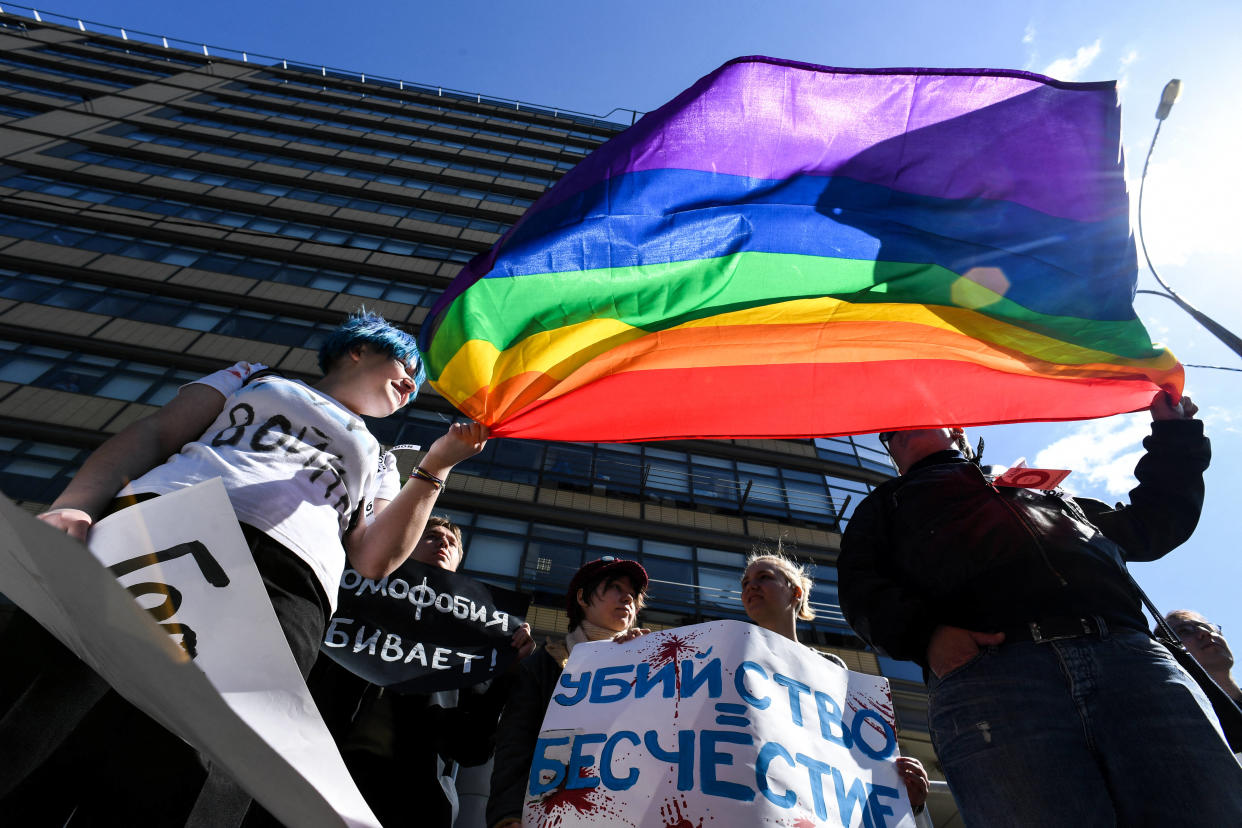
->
xmin=3 ymin=309 xmax=487 ymax=826
xmin=315 ymin=309 xmax=427 ymax=381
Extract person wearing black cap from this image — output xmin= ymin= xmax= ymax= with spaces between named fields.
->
xmin=486 ymin=557 xmax=649 ymax=828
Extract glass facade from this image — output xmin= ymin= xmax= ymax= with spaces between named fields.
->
xmin=0 ymin=338 xmax=204 ymax=406
xmin=0 ymin=15 xmax=906 ymax=685
xmin=0 ymin=170 xmax=480 ymax=261
xmin=33 ymin=44 xmax=175 ymax=77
xmin=0 ymin=53 xmax=135 ymax=89
xmin=256 ymin=72 xmax=614 ymax=142
xmin=0 ymin=435 xmax=91 ymax=505
xmin=233 ymin=82 xmax=594 ymax=158
xmin=441 ymin=507 xmax=851 ymax=637
xmin=0 ymin=74 xmax=89 ymax=102
xmin=109 ymin=124 xmax=537 ymax=207
xmin=0 ymin=212 xmax=447 ymax=305
xmin=161 ymin=104 xmax=566 ymax=185
xmin=42 ymin=145 xmax=512 ymax=234
xmin=374 ymin=409 xmax=875 ymax=531
xmin=0 ymin=274 xmax=343 ymax=346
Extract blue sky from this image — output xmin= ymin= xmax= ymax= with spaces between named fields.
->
xmin=21 ymin=1 xmax=1242 ymax=646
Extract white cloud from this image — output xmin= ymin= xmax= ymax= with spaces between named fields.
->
xmin=1129 ymin=152 xmax=1236 ymax=268
xmin=1117 ymin=49 xmax=1138 ymax=91
xmin=1042 ymin=39 xmax=1103 ymax=81
xmin=1202 ymin=404 xmax=1238 ymax=434
xmin=1021 ymin=22 xmax=1039 ymax=70
xmin=1032 ymin=414 xmax=1151 ymax=497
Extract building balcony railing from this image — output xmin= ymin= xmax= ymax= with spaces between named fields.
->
xmin=0 ymin=3 xmax=640 ymax=129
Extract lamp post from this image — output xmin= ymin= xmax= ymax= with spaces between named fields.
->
xmin=1137 ymin=80 xmax=1242 ymax=363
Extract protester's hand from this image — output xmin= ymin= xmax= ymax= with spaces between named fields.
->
xmin=36 ymin=507 xmax=93 ymax=542
xmin=613 ymin=627 xmax=651 ymax=644
xmin=1151 ymin=391 xmax=1197 ymax=421
xmin=896 ymin=755 xmax=930 ymax=810
xmin=511 ymin=622 xmax=535 ymax=659
xmin=421 ymin=422 xmax=490 ymax=476
xmin=926 ymin=625 xmax=1004 ymax=679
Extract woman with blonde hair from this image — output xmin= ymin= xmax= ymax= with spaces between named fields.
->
xmin=739 ymin=549 xmax=930 ymax=813
xmin=740 ymin=550 xmax=816 ymax=642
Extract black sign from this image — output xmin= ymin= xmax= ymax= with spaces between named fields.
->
xmin=321 ymin=559 xmax=530 ymax=693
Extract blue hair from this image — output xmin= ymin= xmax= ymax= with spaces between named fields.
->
xmin=317 ymin=310 xmax=425 ymax=388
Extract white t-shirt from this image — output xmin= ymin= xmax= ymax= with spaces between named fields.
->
xmin=123 ymin=361 xmax=400 ymax=610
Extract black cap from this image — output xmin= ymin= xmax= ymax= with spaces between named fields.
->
xmin=565 ymin=556 xmax=648 ymax=615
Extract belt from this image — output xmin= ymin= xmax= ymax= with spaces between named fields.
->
xmin=998 ymin=615 xmax=1108 ymax=644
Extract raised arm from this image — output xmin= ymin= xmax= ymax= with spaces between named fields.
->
xmin=344 ymin=422 xmax=488 ymax=579
xmin=1084 ymin=393 xmax=1210 ymax=562
xmin=37 ymin=383 xmax=227 ymax=541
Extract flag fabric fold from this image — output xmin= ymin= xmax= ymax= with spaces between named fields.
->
xmin=419 ymin=56 xmax=1181 ymax=441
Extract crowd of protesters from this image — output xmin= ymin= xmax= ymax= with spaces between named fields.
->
xmin=3 ymin=309 xmax=1240 ymax=827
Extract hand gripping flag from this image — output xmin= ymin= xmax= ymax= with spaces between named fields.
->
xmin=419 ymin=57 xmax=1181 ymax=441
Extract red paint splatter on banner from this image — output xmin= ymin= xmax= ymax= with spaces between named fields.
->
xmin=659 ymin=795 xmax=705 ymax=828
xmin=846 ymin=688 xmax=896 ymax=737
xmin=533 ymin=767 xmax=629 ymax=827
xmin=791 ymin=818 xmax=817 ymax=828
xmin=641 ymin=631 xmax=708 ymax=719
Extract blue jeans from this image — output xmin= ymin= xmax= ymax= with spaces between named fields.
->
xmin=928 ymin=628 xmax=1242 ymax=827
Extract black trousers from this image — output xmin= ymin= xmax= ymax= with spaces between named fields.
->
xmin=0 ymin=523 xmax=328 ymax=828
xmin=341 ymin=750 xmax=455 ymax=828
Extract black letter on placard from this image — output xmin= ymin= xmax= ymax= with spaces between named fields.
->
xmin=108 ymin=541 xmax=229 ymax=660
xmin=127 ymin=581 xmax=200 ymax=658
xmin=126 ymin=581 xmax=183 ymax=622
xmin=108 ymin=541 xmax=230 ymax=588
xmin=159 ymin=623 xmax=200 ymax=659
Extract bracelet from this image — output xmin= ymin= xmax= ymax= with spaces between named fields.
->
xmin=409 ymin=465 xmax=445 ymax=490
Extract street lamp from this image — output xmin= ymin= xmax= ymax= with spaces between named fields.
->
xmin=1136 ymin=80 xmax=1242 ymax=362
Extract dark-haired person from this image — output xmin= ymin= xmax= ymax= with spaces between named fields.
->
xmin=487 ymin=558 xmax=650 ymax=828
xmin=305 ymin=516 xmax=534 ymax=828
xmin=0 ymin=311 xmax=487 ymax=827
xmin=740 ymin=552 xmax=929 ymax=814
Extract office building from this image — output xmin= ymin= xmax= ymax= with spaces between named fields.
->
xmin=0 ymin=8 xmax=950 ymax=823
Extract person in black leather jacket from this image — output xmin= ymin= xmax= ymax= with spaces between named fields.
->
xmin=839 ymin=393 xmax=1242 ymax=825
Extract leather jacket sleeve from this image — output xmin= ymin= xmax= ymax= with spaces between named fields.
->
xmin=486 ymin=649 xmax=555 ymax=828
xmin=838 ymin=491 xmax=941 ymax=667
xmin=415 ymin=670 xmax=518 ymax=767
xmin=1079 ymin=418 xmax=1210 ymax=562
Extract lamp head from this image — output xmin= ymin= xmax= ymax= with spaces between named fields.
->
xmin=1156 ymin=79 xmax=1182 ymax=121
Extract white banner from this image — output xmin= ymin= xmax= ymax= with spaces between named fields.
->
xmin=0 ymin=480 xmax=378 ymax=827
xmin=523 ymin=620 xmax=913 ymax=828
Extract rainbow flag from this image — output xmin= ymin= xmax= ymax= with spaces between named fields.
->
xmin=419 ymin=57 xmax=1180 ymax=441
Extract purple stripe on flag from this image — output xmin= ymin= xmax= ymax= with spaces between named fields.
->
xmin=549 ymin=58 xmax=1122 ymax=223
xmin=420 ymin=58 xmax=1126 ymax=343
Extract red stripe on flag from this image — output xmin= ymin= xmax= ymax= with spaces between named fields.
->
xmin=488 ymin=360 xmax=1174 ymax=442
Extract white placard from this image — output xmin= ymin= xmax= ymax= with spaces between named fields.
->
xmin=523 ymin=620 xmax=913 ymax=828
xmin=0 ymin=481 xmax=379 ymax=827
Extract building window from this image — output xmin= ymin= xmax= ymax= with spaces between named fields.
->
xmin=0 ymin=172 xmax=476 ymax=263
xmin=0 ymin=215 xmax=449 ymax=305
